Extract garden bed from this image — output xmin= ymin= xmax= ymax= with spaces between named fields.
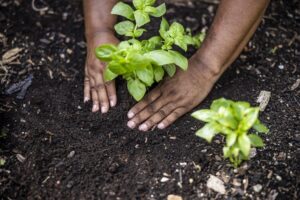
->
xmin=0 ymin=0 xmax=299 ymax=199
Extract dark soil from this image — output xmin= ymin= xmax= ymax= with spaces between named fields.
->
xmin=1 ymin=0 xmax=299 ymax=199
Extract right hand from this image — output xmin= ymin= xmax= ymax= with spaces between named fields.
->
xmin=84 ymin=31 xmax=119 ymax=113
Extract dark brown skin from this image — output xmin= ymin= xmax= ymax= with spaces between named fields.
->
xmin=83 ymin=0 xmax=270 ymax=131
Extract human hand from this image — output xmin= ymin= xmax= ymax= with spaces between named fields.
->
xmin=126 ymin=56 xmax=222 ymax=131
xmin=84 ymin=31 xmax=119 ymax=113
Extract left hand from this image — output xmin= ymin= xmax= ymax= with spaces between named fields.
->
xmin=126 ymin=56 xmax=222 ymax=131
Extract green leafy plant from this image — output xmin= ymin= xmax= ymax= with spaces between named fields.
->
xmin=95 ymin=0 xmax=205 ymax=101
xmin=192 ymin=98 xmax=269 ymax=167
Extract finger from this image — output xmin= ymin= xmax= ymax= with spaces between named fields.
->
xmin=83 ymin=77 xmax=90 ymax=103
xmin=138 ymin=103 xmax=177 ymax=131
xmin=127 ymin=96 xmax=168 ymax=129
xmin=90 ymin=79 xmax=100 ymax=112
xmin=127 ymin=87 xmax=161 ymax=119
xmin=94 ymin=76 xmax=110 ymax=114
xmin=157 ymin=107 xmax=187 ymax=129
xmin=105 ymin=80 xmax=117 ymax=107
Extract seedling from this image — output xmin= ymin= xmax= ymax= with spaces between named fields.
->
xmin=95 ymin=0 xmax=205 ymax=101
xmin=192 ymin=98 xmax=269 ymax=167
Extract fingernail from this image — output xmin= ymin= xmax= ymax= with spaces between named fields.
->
xmin=139 ymin=124 xmax=148 ymax=131
xmin=92 ymin=104 xmax=99 ymax=112
xmin=127 ymin=121 xmax=136 ymax=129
xmin=158 ymin=123 xmax=165 ymax=129
xmin=84 ymin=97 xmax=89 ymax=103
xmin=101 ymin=106 xmax=108 ymax=114
xmin=128 ymin=111 xmax=134 ymax=119
xmin=110 ymin=99 xmax=116 ymax=107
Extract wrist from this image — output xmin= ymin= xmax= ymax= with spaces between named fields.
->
xmin=85 ymin=27 xmax=115 ymax=44
xmin=190 ymin=53 xmax=223 ymax=80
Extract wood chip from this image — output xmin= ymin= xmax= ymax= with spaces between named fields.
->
xmin=167 ymin=194 xmax=183 ymax=200
xmin=291 ymin=79 xmax=300 ymax=91
xmin=256 ymin=90 xmax=271 ymax=111
xmin=16 ymin=154 xmax=26 ymax=163
xmin=2 ymin=48 xmax=23 ymax=64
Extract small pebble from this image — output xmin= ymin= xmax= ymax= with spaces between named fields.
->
xmin=278 ymin=64 xmax=284 ymax=69
xmin=160 ymin=177 xmax=170 ymax=182
xmin=67 ymin=151 xmax=75 ymax=158
xmin=253 ymin=184 xmax=263 ymax=193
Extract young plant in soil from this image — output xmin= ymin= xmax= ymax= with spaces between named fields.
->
xmin=192 ymin=98 xmax=269 ymax=167
xmin=95 ymin=0 xmax=205 ymax=101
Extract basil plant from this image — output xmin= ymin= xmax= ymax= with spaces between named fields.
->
xmin=95 ymin=0 xmax=205 ymax=101
xmin=192 ymin=98 xmax=269 ymax=167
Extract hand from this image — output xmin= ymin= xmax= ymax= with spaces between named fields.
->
xmin=126 ymin=56 xmax=222 ymax=131
xmin=84 ymin=31 xmax=119 ymax=113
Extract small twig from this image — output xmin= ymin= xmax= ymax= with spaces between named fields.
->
xmin=31 ymin=0 xmax=48 ymax=12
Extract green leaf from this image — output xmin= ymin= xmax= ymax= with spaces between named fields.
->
xmin=133 ymin=0 xmax=144 ymax=10
xmin=217 ymin=116 xmax=238 ymax=130
xmin=136 ymin=65 xmax=154 ymax=86
xmin=240 ymin=108 xmax=259 ymax=131
xmin=174 ymin=38 xmax=188 ymax=51
xmin=153 ymin=65 xmax=165 ymax=82
xmin=149 ymin=3 xmax=166 ymax=17
xmin=226 ymin=133 xmax=237 ymax=147
xmin=144 ymin=50 xmax=174 ymax=66
xmin=253 ymin=120 xmax=269 ymax=133
xmin=232 ymin=101 xmax=251 ymax=120
xmin=134 ymin=28 xmax=146 ymax=37
xmin=145 ymin=0 xmax=156 ymax=6
xmin=211 ymin=98 xmax=233 ymax=112
xmin=249 ymin=134 xmax=264 ymax=147
xmin=144 ymin=6 xmax=157 ymax=13
xmin=111 ymin=2 xmax=134 ymax=20
xmin=223 ymin=146 xmax=230 ymax=158
xmin=114 ymin=21 xmax=135 ymax=36
xmin=127 ymin=79 xmax=146 ymax=101
xmin=191 ymin=109 xmax=217 ymax=122
xmin=195 ymin=123 xmax=219 ymax=143
xmin=95 ymin=44 xmax=117 ymax=62
xmin=108 ymin=61 xmax=127 ymax=75
xmin=104 ymin=68 xmax=118 ymax=81
xmin=168 ymin=50 xmax=188 ymax=70
xmin=163 ymin=64 xmax=176 ymax=77
xmin=159 ymin=18 xmax=169 ymax=39
xmin=238 ymin=134 xmax=251 ymax=157
xmin=118 ymin=41 xmax=131 ymax=50
xmin=134 ymin=10 xmax=150 ymax=27
xmin=169 ymin=22 xmax=185 ymax=37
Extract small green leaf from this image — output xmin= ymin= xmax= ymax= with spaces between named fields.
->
xmin=217 ymin=116 xmax=238 ymax=130
xmin=249 ymin=134 xmax=264 ymax=147
xmin=149 ymin=3 xmax=166 ymax=17
xmin=240 ymin=108 xmax=259 ymax=131
xmin=168 ymin=50 xmax=188 ymax=70
xmin=104 ymin=68 xmax=118 ymax=81
xmin=145 ymin=0 xmax=156 ymax=6
xmin=253 ymin=120 xmax=269 ymax=133
xmin=127 ymin=79 xmax=146 ymax=101
xmin=134 ymin=10 xmax=150 ymax=27
xmin=238 ymin=134 xmax=251 ymax=157
xmin=191 ymin=109 xmax=217 ymax=122
xmin=133 ymin=0 xmax=144 ymax=10
xmin=144 ymin=50 xmax=174 ymax=66
xmin=111 ymin=2 xmax=134 ymax=20
xmin=144 ymin=6 xmax=157 ymax=13
xmin=134 ymin=28 xmax=146 ymax=37
xmin=118 ymin=41 xmax=131 ymax=50
xmin=95 ymin=44 xmax=117 ymax=62
xmin=223 ymin=146 xmax=230 ymax=158
xmin=174 ymin=38 xmax=188 ymax=51
xmin=153 ymin=65 xmax=165 ymax=82
xmin=210 ymin=98 xmax=233 ymax=112
xmin=108 ymin=61 xmax=127 ymax=75
xmin=195 ymin=123 xmax=219 ymax=143
xmin=169 ymin=22 xmax=185 ymax=37
xmin=232 ymin=101 xmax=251 ymax=120
xmin=0 ymin=158 xmax=5 ymax=166
xmin=159 ymin=18 xmax=169 ymax=39
xmin=226 ymin=133 xmax=237 ymax=147
xmin=114 ymin=21 xmax=135 ymax=36
xmin=136 ymin=65 xmax=154 ymax=86
xmin=163 ymin=64 xmax=176 ymax=77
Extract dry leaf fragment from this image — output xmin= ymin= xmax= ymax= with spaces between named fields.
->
xmin=256 ymin=90 xmax=271 ymax=111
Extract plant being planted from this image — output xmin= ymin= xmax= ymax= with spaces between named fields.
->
xmin=192 ymin=98 xmax=269 ymax=167
xmin=95 ymin=0 xmax=205 ymax=101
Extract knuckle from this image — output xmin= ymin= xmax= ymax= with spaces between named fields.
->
xmin=147 ymin=103 xmax=156 ymax=113
xmin=158 ymin=109 xmax=167 ymax=118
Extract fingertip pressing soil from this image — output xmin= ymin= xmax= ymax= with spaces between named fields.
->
xmin=0 ymin=0 xmax=299 ymax=199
